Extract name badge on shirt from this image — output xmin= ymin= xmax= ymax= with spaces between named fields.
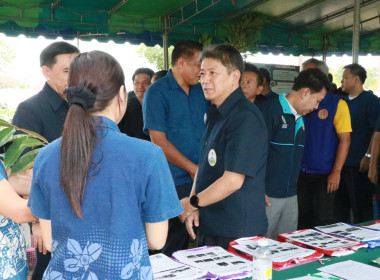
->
xmin=208 ymin=149 xmax=217 ymax=166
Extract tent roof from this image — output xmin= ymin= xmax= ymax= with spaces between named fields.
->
xmin=0 ymin=0 xmax=379 ymax=55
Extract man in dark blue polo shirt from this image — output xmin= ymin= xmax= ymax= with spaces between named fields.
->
xmin=334 ymin=63 xmax=380 ymax=223
xmin=261 ymin=68 xmax=330 ymax=239
xmin=12 ymin=41 xmax=79 ymax=280
xmin=179 ymin=44 xmax=268 ymax=249
xmin=143 ymin=40 xmax=208 ymax=256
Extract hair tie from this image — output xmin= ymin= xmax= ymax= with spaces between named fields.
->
xmin=64 ymin=85 xmax=96 ymax=109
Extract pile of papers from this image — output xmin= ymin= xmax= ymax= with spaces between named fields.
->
xmin=228 ymin=236 xmax=323 ymax=269
xmin=278 ymin=229 xmax=366 ymax=256
xmin=316 ymin=223 xmax=380 ymax=248
xmin=172 ymin=246 xmax=252 ymax=279
xmin=150 ymin=253 xmax=216 ymax=280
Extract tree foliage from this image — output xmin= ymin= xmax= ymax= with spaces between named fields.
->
xmin=137 ymin=44 xmax=174 ymax=70
xmin=0 ymin=119 xmax=47 ymax=174
xmin=0 ymin=40 xmax=15 ymax=73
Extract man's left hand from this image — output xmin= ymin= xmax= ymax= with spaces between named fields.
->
xmin=179 ymin=197 xmax=197 ymax=223
xmin=360 ymin=156 xmax=370 ymax=172
xmin=327 ymin=170 xmax=340 ymax=193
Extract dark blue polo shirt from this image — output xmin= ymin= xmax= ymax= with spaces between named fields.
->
xmin=344 ymin=90 xmax=380 ymax=167
xmin=142 ymin=70 xmax=208 ymax=187
xmin=12 ymin=82 xmax=68 ymax=143
xmin=196 ymin=87 xmax=268 ymax=238
xmin=255 ymin=90 xmax=278 ymax=109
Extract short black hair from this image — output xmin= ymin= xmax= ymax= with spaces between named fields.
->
xmin=292 ymin=68 xmax=331 ymax=93
xmin=132 ymin=68 xmax=154 ymax=82
xmin=40 ymin=41 xmax=79 ymax=67
xmin=171 ymin=40 xmax=203 ymax=66
xmin=344 ymin=63 xmax=367 ymax=84
xmin=200 ymin=44 xmax=243 ymax=81
xmin=244 ymin=62 xmax=263 ymax=86
xmin=153 ymin=70 xmax=168 ymax=81
xmin=259 ymin=68 xmax=271 ymax=84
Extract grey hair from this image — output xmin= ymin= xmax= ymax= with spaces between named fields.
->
xmin=302 ymin=58 xmax=329 ymax=76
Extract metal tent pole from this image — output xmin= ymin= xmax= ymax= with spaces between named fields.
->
xmin=352 ymin=0 xmax=360 ymax=63
xmin=163 ymin=16 xmax=169 ymax=70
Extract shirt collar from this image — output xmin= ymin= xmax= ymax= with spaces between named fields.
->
xmin=42 ymin=82 xmax=68 ymax=112
xmin=97 ymin=116 xmax=120 ymax=133
xmin=166 ymin=69 xmax=181 ymax=91
xmin=217 ymin=87 xmax=245 ymax=118
xmin=279 ymin=92 xmax=301 ymax=119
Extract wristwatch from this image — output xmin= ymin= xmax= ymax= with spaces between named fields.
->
xmin=365 ymin=153 xmax=372 ymax=159
xmin=190 ymin=194 xmax=203 ymax=209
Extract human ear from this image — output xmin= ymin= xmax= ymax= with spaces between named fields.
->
xmin=232 ymin=70 xmax=241 ymax=85
xmin=118 ymin=85 xmax=127 ymax=103
xmin=41 ymin=66 xmax=51 ymax=80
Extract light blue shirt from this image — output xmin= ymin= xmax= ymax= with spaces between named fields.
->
xmin=28 ymin=116 xmax=183 ymax=280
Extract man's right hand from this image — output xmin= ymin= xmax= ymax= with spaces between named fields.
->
xmin=32 ymin=222 xmax=47 ymax=254
xmin=185 ymin=210 xmax=199 ymax=240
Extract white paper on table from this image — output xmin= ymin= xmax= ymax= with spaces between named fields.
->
xmin=285 ymin=272 xmax=342 ymax=280
xmin=232 ymin=238 xmax=317 ymax=263
xmin=172 ymin=246 xmax=252 ymax=277
xmin=150 ymin=253 xmax=210 ymax=280
xmin=316 ymin=223 xmax=380 ymax=242
xmin=318 ymin=260 xmax=380 ymax=280
xmin=282 ymin=229 xmax=360 ymax=251
xmin=364 ymin=223 xmax=380 ymax=231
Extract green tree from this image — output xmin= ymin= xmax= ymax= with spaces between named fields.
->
xmin=0 ymin=40 xmax=15 ymax=73
xmin=364 ymin=67 xmax=379 ymax=92
xmin=137 ymin=44 xmax=173 ymax=70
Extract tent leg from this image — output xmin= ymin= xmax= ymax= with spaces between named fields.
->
xmin=352 ymin=0 xmax=360 ymax=63
xmin=163 ymin=16 xmax=169 ymax=70
xmin=163 ymin=34 xmax=169 ymax=70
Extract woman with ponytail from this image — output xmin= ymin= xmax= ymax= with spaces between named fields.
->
xmin=28 ymin=51 xmax=183 ymax=279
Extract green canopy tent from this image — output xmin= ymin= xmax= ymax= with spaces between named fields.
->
xmin=0 ymin=0 xmax=379 ymax=60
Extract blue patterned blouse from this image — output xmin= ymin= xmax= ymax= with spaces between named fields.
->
xmin=0 ymin=161 xmax=29 ymax=279
xmin=28 ymin=116 xmax=183 ymax=279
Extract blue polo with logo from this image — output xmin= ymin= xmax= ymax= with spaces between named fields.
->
xmin=143 ymin=70 xmax=208 ymax=187
xmin=261 ymin=93 xmax=305 ymax=198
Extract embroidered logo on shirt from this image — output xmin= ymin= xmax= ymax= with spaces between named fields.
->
xmin=208 ymin=149 xmax=217 ymax=166
xmin=318 ymin=109 xmax=328 ymax=119
xmin=281 ymin=115 xmax=286 ymax=124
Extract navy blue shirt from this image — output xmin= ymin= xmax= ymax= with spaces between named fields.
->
xmin=196 ymin=88 xmax=268 ymax=238
xmin=28 ymin=116 xmax=183 ymax=280
xmin=344 ymin=91 xmax=380 ymax=167
xmin=261 ymin=93 xmax=305 ymax=198
xmin=118 ymin=96 xmax=150 ymax=141
xmin=255 ymin=90 xmax=278 ymax=109
xmin=143 ymin=70 xmax=208 ymax=186
xmin=12 ymin=83 xmax=68 ymax=143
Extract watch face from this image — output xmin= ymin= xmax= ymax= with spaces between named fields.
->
xmin=190 ymin=195 xmax=199 ymax=208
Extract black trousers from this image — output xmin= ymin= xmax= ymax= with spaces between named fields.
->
xmin=297 ymin=172 xmax=336 ymax=230
xmin=160 ymin=182 xmax=192 ymax=257
xmin=196 ymin=229 xmax=237 ymax=250
xmin=334 ymin=166 xmax=375 ymax=224
xmin=32 ymin=251 xmax=51 ymax=280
